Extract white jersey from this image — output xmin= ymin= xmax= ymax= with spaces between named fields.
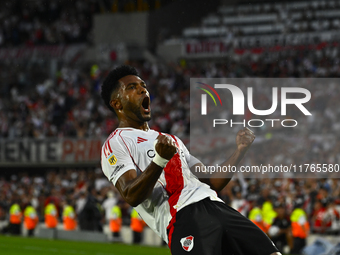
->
xmin=101 ymin=128 xmax=223 ymax=242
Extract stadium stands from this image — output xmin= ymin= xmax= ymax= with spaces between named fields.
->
xmin=0 ymin=168 xmax=339 ymax=238
xmin=0 ymin=0 xmax=339 ymax=253
xmin=0 ymin=0 xmax=100 ymax=47
xmin=182 ymin=0 xmax=340 ymax=39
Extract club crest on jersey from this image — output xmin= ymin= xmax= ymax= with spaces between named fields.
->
xmin=180 ymin=235 xmax=194 ymax=252
xmin=108 ymin=154 xmax=117 ymax=165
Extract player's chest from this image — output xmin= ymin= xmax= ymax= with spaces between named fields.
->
xmin=128 ymin=134 xmax=158 ymax=164
xmin=130 ymin=134 xmax=185 ymax=166
xmin=135 ymin=137 xmax=157 ymax=162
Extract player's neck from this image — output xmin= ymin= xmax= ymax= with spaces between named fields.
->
xmin=118 ymin=119 xmax=149 ymax=131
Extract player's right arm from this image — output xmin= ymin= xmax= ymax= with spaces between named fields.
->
xmin=115 ymin=162 xmax=162 ymax=207
xmin=102 ymin=134 xmax=176 ymax=207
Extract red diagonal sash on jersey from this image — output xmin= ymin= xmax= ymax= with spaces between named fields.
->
xmin=163 ymin=135 xmax=184 ymax=249
xmin=118 ymin=130 xmax=184 ymax=249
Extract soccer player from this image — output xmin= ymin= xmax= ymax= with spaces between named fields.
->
xmin=100 ymin=65 xmax=281 ymax=255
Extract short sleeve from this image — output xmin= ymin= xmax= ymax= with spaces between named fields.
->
xmin=101 ymin=136 xmax=136 ymax=186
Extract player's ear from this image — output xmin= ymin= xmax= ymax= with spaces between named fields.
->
xmin=110 ymin=98 xmax=122 ymax=111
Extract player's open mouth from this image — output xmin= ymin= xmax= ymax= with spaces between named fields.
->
xmin=141 ymin=96 xmax=151 ymax=113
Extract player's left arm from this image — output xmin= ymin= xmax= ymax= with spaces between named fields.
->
xmin=192 ymin=127 xmax=255 ymax=192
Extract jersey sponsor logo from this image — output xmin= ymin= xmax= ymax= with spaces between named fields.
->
xmin=180 ymin=235 xmax=194 ymax=252
xmin=147 ymin=149 xmax=155 ymax=158
xmin=147 ymin=149 xmax=182 ymax=159
xmin=109 ymin=164 xmax=125 ymax=181
xmin=108 ymin=154 xmax=117 ymax=165
xmin=137 ymin=137 xmax=148 ymax=144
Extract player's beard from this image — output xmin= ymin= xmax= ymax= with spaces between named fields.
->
xmin=126 ymin=101 xmax=151 ymax=122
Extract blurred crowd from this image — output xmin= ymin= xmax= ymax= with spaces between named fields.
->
xmin=179 ymin=0 xmax=340 ymax=42
xmin=0 ymin=0 xmax=99 ymax=47
xmin=0 ymin=2 xmax=340 ymax=254
xmin=0 ymin=56 xmax=339 ymax=254
xmin=2 ymin=41 xmax=340 ymax=140
xmin=0 ymin=168 xmax=152 ymax=243
xmin=0 ymin=60 xmax=191 ymax=139
xmin=0 ymin=168 xmax=339 ymax=251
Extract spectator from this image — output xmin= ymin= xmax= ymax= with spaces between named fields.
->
xmin=230 ymin=186 xmax=249 ymax=217
xmin=9 ymin=202 xmax=22 ymax=235
xmin=324 ymin=198 xmax=340 ymax=234
xmin=102 ymin=190 xmax=118 ymax=225
xmin=312 ymin=199 xmax=328 ymax=233
xmin=269 ymin=202 xmax=293 ymax=254
xmin=78 ymin=186 xmax=102 ymax=231
xmin=62 ymin=199 xmax=77 ymax=231
xmin=290 ymin=197 xmax=310 ymax=255
xmin=248 ymin=199 xmax=268 ymax=234
xmin=109 ymin=204 xmax=122 ymax=241
xmin=130 ymin=208 xmax=146 ymax=244
xmin=45 ymin=202 xmax=58 ymax=229
xmin=23 ymin=203 xmax=39 ymax=236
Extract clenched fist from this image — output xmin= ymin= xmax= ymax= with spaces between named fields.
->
xmin=236 ymin=127 xmax=255 ymax=153
xmin=154 ymin=135 xmax=177 ymax=160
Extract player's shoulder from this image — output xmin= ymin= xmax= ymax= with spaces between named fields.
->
xmin=102 ymin=129 xmax=132 ymax=160
xmin=104 ymin=128 xmax=137 ymax=143
xmin=164 ymin=133 xmax=185 ymax=146
xmin=102 ymin=129 xmax=124 ymax=156
xmin=118 ymin=128 xmax=161 ymax=140
xmin=104 ymin=128 xmax=159 ymax=147
xmin=103 ymin=129 xmax=121 ymax=147
xmin=159 ymin=131 xmax=178 ymax=140
xmin=117 ymin=128 xmax=158 ymax=143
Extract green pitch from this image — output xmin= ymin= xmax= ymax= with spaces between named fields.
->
xmin=0 ymin=235 xmax=171 ymax=255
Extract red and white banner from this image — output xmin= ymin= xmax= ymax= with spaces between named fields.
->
xmin=0 ymin=138 xmax=103 ymax=166
xmin=0 ymin=45 xmax=86 ymax=60
xmin=184 ymin=40 xmax=229 ymax=56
